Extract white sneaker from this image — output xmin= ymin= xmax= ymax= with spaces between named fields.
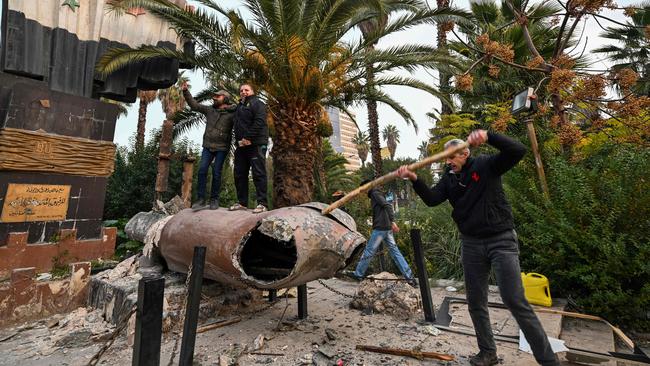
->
xmin=229 ymin=203 xmax=247 ymax=211
xmin=252 ymin=204 xmax=267 ymax=213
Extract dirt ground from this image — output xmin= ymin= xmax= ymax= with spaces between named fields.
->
xmin=0 ymin=276 xmax=578 ymax=366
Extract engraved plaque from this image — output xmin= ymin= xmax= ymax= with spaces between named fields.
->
xmin=1 ymin=184 xmax=71 ymax=223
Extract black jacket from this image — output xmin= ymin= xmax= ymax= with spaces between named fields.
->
xmin=234 ymin=95 xmax=269 ymax=146
xmin=411 ymin=132 xmax=526 ymax=238
xmin=183 ymin=90 xmax=236 ymax=151
xmin=368 ymin=188 xmax=394 ymax=231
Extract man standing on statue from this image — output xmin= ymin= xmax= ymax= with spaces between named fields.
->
xmin=182 ymin=82 xmax=236 ymax=210
xmin=229 ymin=83 xmax=269 ymax=213
xmin=396 ymin=130 xmax=559 ymax=366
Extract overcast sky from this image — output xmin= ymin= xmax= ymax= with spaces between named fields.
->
xmin=112 ymin=0 xmax=636 ymax=161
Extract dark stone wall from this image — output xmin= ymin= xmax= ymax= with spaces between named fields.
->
xmin=0 ymin=73 xmax=118 ymax=245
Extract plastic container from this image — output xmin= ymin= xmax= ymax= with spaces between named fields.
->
xmin=521 ymin=272 xmax=552 ymax=307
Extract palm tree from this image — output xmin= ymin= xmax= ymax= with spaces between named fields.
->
xmin=382 ymin=124 xmax=400 ymax=160
xmin=352 ymin=131 xmax=370 ymax=167
xmin=592 ymin=4 xmax=649 ymax=96
xmin=154 ymin=74 xmax=189 ymax=202
xmin=98 ymin=0 xmax=466 ymax=207
xmin=417 ymin=140 xmax=430 ymax=160
xmin=136 ymin=90 xmax=157 ymax=150
xmin=358 ymin=1 xmax=431 ymax=177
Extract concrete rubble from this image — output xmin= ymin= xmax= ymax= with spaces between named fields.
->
xmin=350 ymin=272 xmax=420 ymax=319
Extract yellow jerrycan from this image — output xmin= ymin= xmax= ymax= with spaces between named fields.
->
xmin=521 ymin=272 xmax=552 ymax=307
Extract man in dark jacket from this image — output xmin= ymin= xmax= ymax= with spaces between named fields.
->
xmin=229 ymin=83 xmax=269 ymax=213
xmin=396 ymin=130 xmax=559 ymax=366
xmin=345 ymin=180 xmax=416 ymax=286
xmin=182 ymin=82 xmax=236 ymax=210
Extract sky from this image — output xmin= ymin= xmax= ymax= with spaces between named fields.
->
xmin=112 ymin=0 xmax=636 ymax=161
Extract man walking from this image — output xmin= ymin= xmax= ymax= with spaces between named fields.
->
xmin=182 ymin=82 xmax=236 ymax=210
xmin=345 ymin=180 xmax=416 ymax=287
xmin=396 ymin=130 xmax=559 ymax=366
xmin=229 ymin=83 xmax=269 ymax=213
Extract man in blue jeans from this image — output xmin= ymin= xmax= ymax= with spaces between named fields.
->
xmin=346 ymin=180 xmax=416 ymax=287
xmin=182 ymin=82 xmax=236 ymax=210
xmin=396 ymin=130 xmax=559 ymax=366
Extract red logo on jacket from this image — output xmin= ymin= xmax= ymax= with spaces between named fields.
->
xmin=471 ymin=172 xmax=480 ymax=182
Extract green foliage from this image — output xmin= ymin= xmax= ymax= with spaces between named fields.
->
xmin=429 ymin=113 xmax=479 ymax=151
xmin=507 ymin=144 xmax=650 ymax=329
xmin=314 ymin=140 xmax=359 ymax=203
xmin=104 ymin=131 xmax=200 ymax=220
xmin=392 ymin=201 xmax=463 ymax=280
xmin=104 ymin=218 xmax=145 ymax=260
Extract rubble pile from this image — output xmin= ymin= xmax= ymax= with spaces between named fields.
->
xmin=350 ymin=272 xmax=420 ymax=319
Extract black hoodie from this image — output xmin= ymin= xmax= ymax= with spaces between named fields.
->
xmin=411 ymin=132 xmax=526 ymax=238
xmin=368 ymin=188 xmax=394 ymax=231
xmin=233 ymin=95 xmax=269 ymax=146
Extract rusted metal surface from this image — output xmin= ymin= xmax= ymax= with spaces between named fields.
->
xmin=153 ymin=204 xmax=365 ymax=289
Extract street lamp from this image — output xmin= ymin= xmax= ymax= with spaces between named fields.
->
xmin=512 ymin=87 xmax=549 ymax=198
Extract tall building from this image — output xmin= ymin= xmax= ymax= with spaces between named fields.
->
xmin=326 ymin=107 xmax=361 ymax=171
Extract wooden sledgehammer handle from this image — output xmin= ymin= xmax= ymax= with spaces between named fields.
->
xmin=322 ymin=141 xmax=470 ymax=215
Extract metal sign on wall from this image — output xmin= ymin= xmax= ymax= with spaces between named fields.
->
xmin=1 ymin=184 xmax=71 ymax=223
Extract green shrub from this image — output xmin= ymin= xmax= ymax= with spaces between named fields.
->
xmin=507 ymin=144 xmax=650 ymax=330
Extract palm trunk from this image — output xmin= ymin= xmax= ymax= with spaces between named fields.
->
xmin=366 ymin=66 xmax=383 ymax=177
xmin=155 ymin=118 xmax=174 ymax=204
xmin=437 ymin=0 xmax=452 ymax=115
xmin=271 ymin=101 xmax=319 ymax=208
xmin=136 ymin=100 xmax=148 ymax=151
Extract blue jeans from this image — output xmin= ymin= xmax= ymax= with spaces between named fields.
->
xmin=197 ymin=148 xmax=227 ymax=200
xmin=354 ymin=230 xmax=413 ymax=279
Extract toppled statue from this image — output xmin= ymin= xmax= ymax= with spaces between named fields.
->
xmin=125 ymin=202 xmax=365 ymax=289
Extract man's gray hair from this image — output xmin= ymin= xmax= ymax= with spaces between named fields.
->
xmin=444 ymin=138 xmax=469 ymax=153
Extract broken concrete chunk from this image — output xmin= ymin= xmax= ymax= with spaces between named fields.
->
xmin=253 ymin=334 xmax=265 ymax=351
xmin=258 ymin=217 xmax=293 ymax=242
xmin=350 ymin=272 xmax=420 ymax=319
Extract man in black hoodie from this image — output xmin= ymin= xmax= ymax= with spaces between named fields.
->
xmin=229 ymin=83 xmax=269 ymax=213
xmin=345 ymin=180 xmax=416 ymax=287
xmin=396 ymin=130 xmax=559 ymax=366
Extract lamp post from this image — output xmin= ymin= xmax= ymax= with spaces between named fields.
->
xmin=512 ymin=88 xmax=550 ymax=199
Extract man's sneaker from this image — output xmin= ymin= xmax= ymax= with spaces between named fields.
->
xmin=469 ymin=351 xmax=498 ymax=366
xmin=340 ymin=270 xmax=361 ymax=281
xmin=229 ymin=203 xmax=247 ymax=211
xmin=252 ymin=204 xmax=267 ymax=213
xmin=407 ymin=278 xmax=419 ymax=288
xmin=209 ymin=199 xmax=219 ymax=210
xmin=191 ymin=199 xmax=207 ymax=211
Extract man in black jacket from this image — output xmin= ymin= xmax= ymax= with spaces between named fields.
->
xmin=182 ymin=82 xmax=236 ymax=210
xmin=396 ymin=130 xmax=559 ymax=366
xmin=345 ymin=180 xmax=416 ymax=286
xmin=229 ymin=83 xmax=269 ymax=213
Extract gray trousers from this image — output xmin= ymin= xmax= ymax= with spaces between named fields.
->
xmin=461 ymin=230 xmax=559 ymax=366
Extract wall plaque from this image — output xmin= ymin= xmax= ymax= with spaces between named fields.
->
xmin=1 ymin=184 xmax=71 ymax=223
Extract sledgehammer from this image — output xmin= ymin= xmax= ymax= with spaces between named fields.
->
xmin=321 ymin=141 xmax=470 ymax=215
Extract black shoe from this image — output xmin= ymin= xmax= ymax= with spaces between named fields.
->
xmin=469 ymin=351 xmax=498 ymax=366
xmin=191 ymin=199 xmax=207 ymax=211
xmin=209 ymin=199 xmax=219 ymax=210
xmin=407 ymin=278 xmax=418 ymax=288
xmin=340 ymin=270 xmax=362 ymax=281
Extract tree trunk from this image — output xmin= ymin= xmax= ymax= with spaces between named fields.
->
xmin=136 ymin=99 xmax=148 ymax=151
xmin=366 ymin=64 xmax=382 ymax=177
xmin=437 ymin=0 xmax=452 ymax=116
xmin=271 ymin=101 xmax=320 ymax=208
xmin=155 ymin=119 xmax=174 ymax=203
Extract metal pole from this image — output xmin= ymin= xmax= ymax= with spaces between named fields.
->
xmin=179 ymin=246 xmax=207 ymax=366
xmin=297 ymin=284 xmax=308 ymax=319
xmin=525 ymin=118 xmax=550 ymax=198
xmin=410 ymin=229 xmax=435 ymax=323
xmin=132 ymin=277 xmax=165 ymax=366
